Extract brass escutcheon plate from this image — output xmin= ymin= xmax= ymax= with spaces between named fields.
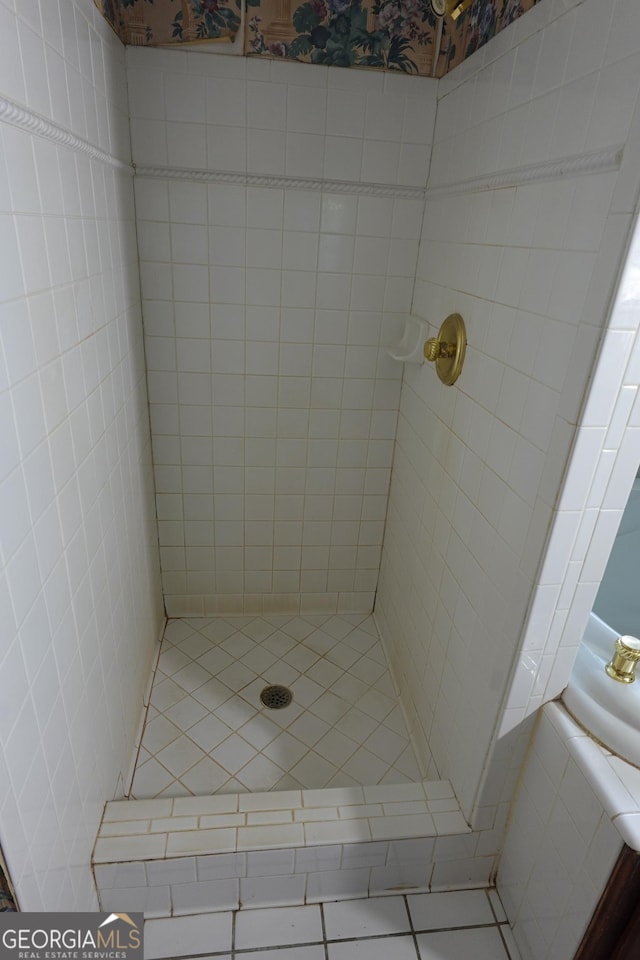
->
xmin=424 ymin=312 xmax=466 ymax=385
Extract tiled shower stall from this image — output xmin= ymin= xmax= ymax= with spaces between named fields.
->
xmin=4 ymin=2 xmax=640 ymax=958
xmin=128 ymin=50 xmax=435 ymax=617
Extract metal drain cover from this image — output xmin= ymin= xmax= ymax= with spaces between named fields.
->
xmin=260 ymin=684 xmax=293 ymax=710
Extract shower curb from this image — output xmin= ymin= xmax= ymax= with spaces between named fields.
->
xmin=92 ymin=780 xmax=496 ymax=915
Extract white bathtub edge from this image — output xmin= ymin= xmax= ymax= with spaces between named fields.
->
xmin=546 ymin=701 xmax=640 ymax=851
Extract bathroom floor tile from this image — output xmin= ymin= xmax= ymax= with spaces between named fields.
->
xmin=142 ymin=892 xmax=519 ymax=959
xmin=327 ymin=936 xmax=419 ymax=960
xmin=144 ymin=912 xmax=233 ymax=958
xmin=323 ymin=895 xmax=411 ymax=939
xmin=130 ymin=614 xmax=423 ymax=796
xmin=416 ymin=926 xmax=511 ymax=959
xmin=235 ymin=904 xmax=323 ymax=949
xmin=408 ymin=889 xmax=495 ymax=930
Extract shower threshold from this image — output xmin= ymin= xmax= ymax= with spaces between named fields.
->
xmin=93 ymin=615 xmax=479 ymax=915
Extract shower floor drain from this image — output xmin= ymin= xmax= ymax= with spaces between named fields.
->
xmin=260 ymin=684 xmax=293 ymax=709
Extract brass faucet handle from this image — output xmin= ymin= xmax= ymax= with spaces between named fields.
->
xmin=425 ymin=338 xmax=457 ymax=362
xmin=424 ymin=337 xmax=442 ymax=362
xmin=422 ymin=314 xmax=466 ymax=385
xmin=605 ymin=635 xmax=640 ymax=683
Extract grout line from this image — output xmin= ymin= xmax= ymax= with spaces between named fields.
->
xmin=320 ymin=902 xmax=329 ymax=960
xmin=497 ymin=923 xmax=515 ymax=960
xmin=231 ymin=922 xmax=508 ymax=952
xmin=231 ymin=905 xmax=237 ymax=957
xmin=404 ymin=893 xmax=422 ymax=960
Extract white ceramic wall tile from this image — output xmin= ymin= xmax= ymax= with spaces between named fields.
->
xmin=126 ymin=47 xmax=434 ymax=617
xmin=375 ymin=0 xmax=640 ymax=832
xmin=497 ymin=704 xmax=624 ymax=960
xmin=0 ymin=0 xmax=163 ymax=912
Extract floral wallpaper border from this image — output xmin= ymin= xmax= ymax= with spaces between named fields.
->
xmin=96 ymin=0 xmax=242 ymax=46
xmin=95 ymin=0 xmax=540 ymax=77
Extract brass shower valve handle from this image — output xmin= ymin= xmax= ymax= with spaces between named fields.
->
xmin=605 ymin=635 xmax=640 ymax=683
xmin=424 ymin=337 xmax=456 ymax=361
xmin=423 ymin=313 xmax=466 ymax=385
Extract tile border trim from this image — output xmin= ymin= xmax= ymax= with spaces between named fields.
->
xmin=4 ymin=91 xmax=616 ymax=203
xmin=0 ymin=94 xmax=133 ymax=171
xmin=134 ymin=163 xmax=427 ymax=200
xmin=426 ymin=145 xmax=624 ymax=200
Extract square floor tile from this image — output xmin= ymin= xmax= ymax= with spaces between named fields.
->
xmin=158 ymin=646 xmax=191 ymax=676
xmin=286 ymin=712 xmax=331 ymax=748
xmin=308 ymin=691 xmax=351 ymax=724
xmin=284 ymin=645 xmax=321 ymax=672
xmin=263 ymin=631 xmax=298 ymax=656
xmin=130 ymin=757 xmax=175 ymax=798
xmin=142 ymin=715 xmax=183 ymax=754
xmin=326 ymin=643 xmax=362 ymax=669
xmin=144 ymin=913 xmax=232 ymax=958
xmin=238 ymin=713 xmax=282 ymax=750
xmin=324 ymin=896 xmax=411 ymax=940
xmin=364 ymin=724 xmax=408 ymax=765
xmin=176 ymin=631 xmax=215 ymax=660
xmin=220 ymin=632 xmax=257 ymax=659
xmin=211 ymin=733 xmax=257 ymax=775
xmin=314 ymin=728 xmax=359 ymax=767
xmin=131 ymin=615 xmax=424 ymax=794
xmin=155 ymin=736 xmax=208 ymax=778
xmin=306 ymin=658 xmax=343 ymax=688
xmin=290 ymin=751 xmax=337 ymax=788
xmin=192 ymin=678 xmax=233 ymax=711
xmin=328 ymin=936 xmax=419 ymax=960
xmin=344 ymin=628 xmax=378 ymax=653
xmin=150 ymin=677 xmax=188 ymax=712
xmin=217 ymin=661 xmax=258 ymax=692
xmin=338 ymin=708 xmax=378 ymax=742
xmin=187 ymin=713 xmax=234 ymax=752
xmin=164 ymin=620 xmax=198 ymax=644
xmin=180 ymin=756 xmax=232 ymax=793
xmin=416 ymin=927 xmax=510 ymax=960
xmin=172 ymin=661 xmax=214 ymax=693
xmin=263 ymin=731 xmax=310 ymax=769
xmin=215 ymin=696 xmax=258 ymax=729
xmin=282 ymin=617 xmax=317 ymax=640
xmin=349 ymin=656 xmax=386 ymax=686
xmin=304 ymin=630 xmax=339 ymax=656
xmin=343 ymin=747 xmax=390 ymax=784
xmin=235 ymin=753 xmax=285 ymax=790
xmin=235 ymin=905 xmax=323 ymax=949
xmin=163 ymin=695 xmax=209 ymax=731
xmin=196 ymin=647 xmax=235 ymax=676
xmin=199 ymin=619 xmax=237 ymax=642
xmin=241 ymin=645 xmax=278 ymax=674
xmin=408 ymin=890 xmax=494 ymax=931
